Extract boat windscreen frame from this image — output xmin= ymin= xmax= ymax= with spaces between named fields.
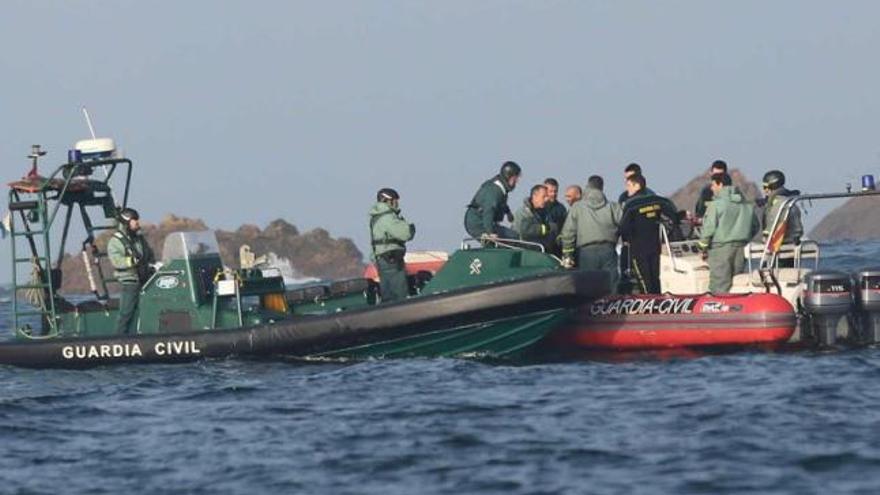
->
xmin=760 ymin=189 xmax=880 ymax=292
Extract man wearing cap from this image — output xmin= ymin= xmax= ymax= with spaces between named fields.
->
xmin=107 ymin=207 xmax=155 ymax=333
xmin=465 ymin=161 xmax=521 ymax=240
xmin=370 ymin=188 xmax=416 ymax=303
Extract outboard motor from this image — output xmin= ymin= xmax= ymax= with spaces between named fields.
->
xmin=802 ymin=271 xmax=854 ymax=346
xmin=855 ymin=268 xmax=880 ymax=344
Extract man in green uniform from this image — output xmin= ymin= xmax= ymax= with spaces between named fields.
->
xmin=514 ymin=184 xmax=557 ymax=253
xmin=695 ymin=160 xmax=729 ymax=220
xmin=370 ymin=188 xmax=416 ymax=303
xmin=697 ymin=173 xmax=760 ymax=293
xmin=107 ymin=207 xmax=155 ymax=334
xmin=465 ymin=161 xmax=521 ymax=240
xmin=561 ymin=175 xmax=622 ymax=293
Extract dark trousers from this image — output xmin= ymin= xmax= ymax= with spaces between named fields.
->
xmin=630 ymin=251 xmax=661 ymax=294
xmin=577 ymin=243 xmax=619 ymax=295
xmin=116 ymin=282 xmax=140 ymax=334
xmin=377 ymin=254 xmax=409 ymax=303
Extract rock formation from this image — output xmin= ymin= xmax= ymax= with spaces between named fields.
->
xmin=809 ymin=196 xmax=880 ymax=241
xmin=58 ymin=215 xmax=364 ymax=293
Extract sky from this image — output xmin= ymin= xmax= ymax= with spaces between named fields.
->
xmin=1 ymin=0 xmax=879 ymax=282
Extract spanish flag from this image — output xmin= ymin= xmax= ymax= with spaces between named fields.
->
xmin=768 ymin=217 xmax=788 ymax=254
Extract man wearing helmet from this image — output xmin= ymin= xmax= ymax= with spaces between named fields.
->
xmin=761 ymin=170 xmax=803 ymax=246
xmin=370 ymin=188 xmax=416 ymax=303
xmin=465 ymin=161 xmax=521 ymax=240
xmin=107 ymin=207 xmax=155 ymax=333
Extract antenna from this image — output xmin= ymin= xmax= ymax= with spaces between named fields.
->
xmin=82 ymin=106 xmax=97 ymax=139
xmin=78 ymin=106 xmax=117 ymax=206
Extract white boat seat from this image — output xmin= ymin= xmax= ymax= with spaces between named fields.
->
xmin=733 ymin=268 xmax=806 ymax=288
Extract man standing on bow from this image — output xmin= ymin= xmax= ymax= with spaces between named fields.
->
xmin=370 ymin=188 xmax=416 ymax=303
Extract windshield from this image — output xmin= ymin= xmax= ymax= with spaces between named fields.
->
xmin=162 ymin=231 xmax=222 ymax=262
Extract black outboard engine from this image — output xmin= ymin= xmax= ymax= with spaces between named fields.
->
xmin=802 ymin=271 xmax=854 ymax=346
xmin=855 ymin=268 xmax=880 ymax=344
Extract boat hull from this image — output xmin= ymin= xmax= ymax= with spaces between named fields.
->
xmin=0 ymin=270 xmax=607 ymax=368
xmin=549 ymin=293 xmax=796 ymax=351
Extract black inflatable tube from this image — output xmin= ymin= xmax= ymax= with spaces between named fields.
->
xmin=0 ymin=270 xmax=608 ymax=368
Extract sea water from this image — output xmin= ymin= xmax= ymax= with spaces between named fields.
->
xmin=2 ymin=241 xmax=880 ymax=495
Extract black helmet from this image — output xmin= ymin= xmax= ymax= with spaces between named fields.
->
xmin=376 ymin=187 xmax=400 ymax=203
xmin=499 ymin=161 xmax=522 ymax=180
xmin=119 ymin=207 xmax=140 ymax=222
xmin=762 ymin=170 xmax=785 ymax=190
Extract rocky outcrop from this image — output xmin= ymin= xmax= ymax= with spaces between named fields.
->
xmin=667 ymin=169 xmax=760 ymax=213
xmin=810 ymin=196 xmax=880 ymax=241
xmin=58 ymin=216 xmax=364 ymax=293
xmin=215 ymin=219 xmax=364 ymax=278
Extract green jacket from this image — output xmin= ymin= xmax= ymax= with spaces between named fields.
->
xmin=514 ymin=199 xmax=557 ymax=252
xmin=762 ymin=187 xmax=804 ymax=243
xmin=369 ymin=201 xmax=414 ymax=260
xmin=107 ymin=226 xmax=154 ymax=284
xmin=464 ymin=176 xmax=511 ymax=238
xmin=697 ymin=183 xmax=744 ymax=219
xmin=561 ymin=188 xmax=621 ymax=254
xmin=699 ymin=186 xmax=759 ymax=248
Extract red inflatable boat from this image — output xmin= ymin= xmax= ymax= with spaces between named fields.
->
xmin=551 ymin=293 xmax=797 ymax=350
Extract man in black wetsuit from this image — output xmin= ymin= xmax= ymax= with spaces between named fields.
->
xmin=618 ymin=174 xmax=680 ymax=294
xmin=617 ymin=162 xmax=655 ymax=292
xmin=617 ymin=163 xmax=655 ymax=205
